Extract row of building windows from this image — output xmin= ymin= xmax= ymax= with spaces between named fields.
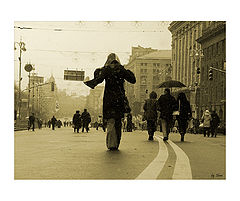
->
xmin=140 ymin=66 xmax=170 ymax=74
xmin=203 ymin=40 xmax=225 ymax=59
xmin=140 ymin=63 xmax=163 ymax=67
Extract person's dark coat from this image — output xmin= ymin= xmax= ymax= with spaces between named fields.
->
xmin=81 ymin=111 xmax=91 ymax=124
xmin=143 ymin=99 xmax=158 ymax=121
xmin=84 ymin=53 xmax=136 ymax=120
xmin=177 ymin=94 xmax=192 ymax=121
xmin=51 ymin=116 xmax=57 ymax=125
xmin=73 ymin=113 xmax=81 ymax=127
xmin=29 ymin=115 xmax=35 ymax=123
xmin=157 ymin=93 xmax=177 ymax=120
xmin=211 ymin=112 xmax=220 ymax=128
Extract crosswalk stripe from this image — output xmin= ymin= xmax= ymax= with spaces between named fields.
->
xmin=135 ymin=135 xmax=168 ymax=180
xmin=167 ymin=139 xmax=192 ymax=179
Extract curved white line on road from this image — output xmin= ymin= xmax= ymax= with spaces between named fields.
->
xmin=135 ymin=136 xmax=168 ymax=180
xmin=167 ymin=140 xmax=192 ymax=179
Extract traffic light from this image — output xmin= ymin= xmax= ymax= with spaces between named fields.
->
xmin=197 ymin=67 xmax=200 ymax=74
xmin=51 ymin=82 xmax=54 ymax=91
xmin=209 ymin=68 xmax=213 ymax=80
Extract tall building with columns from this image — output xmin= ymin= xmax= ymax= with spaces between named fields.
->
xmin=168 ymin=21 xmax=205 ymax=118
xmin=125 ymin=46 xmax=171 ymax=115
xmin=168 ymin=21 xmax=226 ymax=126
xmin=196 ymin=21 xmax=226 ymax=125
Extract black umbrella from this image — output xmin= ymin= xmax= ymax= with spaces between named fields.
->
xmin=158 ymin=80 xmax=186 ymax=88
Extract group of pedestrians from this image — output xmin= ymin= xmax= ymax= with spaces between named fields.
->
xmin=46 ymin=116 xmax=63 ymax=130
xmin=72 ymin=109 xmax=91 ymax=133
xmin=143 ymin=88 xmax=192 ymax=142
xmin=27 ymin=113 xmax=43 ymax=131
xmin=201 ymin=110 xmax=220 ymax=137
xmin=83 ymin=53 xmax=222 ymax=151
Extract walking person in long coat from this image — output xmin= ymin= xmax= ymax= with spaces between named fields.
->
xmin=143 ymin=91 xmax=158 ymax=141
xmin=157 ymin=88 xmax=177 ymax=141
xmin=28 ymin=113 xmax=35 ymax=131
xmin=51 ymin=116 xmax=57 ymax=130
xmin=210 ymin=110 xmax=220 ymax=137
xmin=176 ymin=92 xmax=192 ymax=141
xmin=81 ymin=109 xmax=91 ymax=133
xmin=84 ymin=53 xmax=136 ymax=150
xmin=201 ymin=110 xmax=212 ymax=137
xmin=126 ymin=113 xmax=133 ymax=132
xmin=73 ymin=110 xmax=81 ymax=133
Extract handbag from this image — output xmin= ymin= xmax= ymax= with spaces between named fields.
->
xmin=172 ymin=111 xmax=180 ymax=116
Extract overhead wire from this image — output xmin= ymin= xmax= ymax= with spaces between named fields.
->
xmin=14 ymin=25 xmax=164 ymax=33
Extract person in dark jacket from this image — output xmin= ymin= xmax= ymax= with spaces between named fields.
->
xmin=73 ymin=110 xmax=81 ymax=133
xmin=51 ymin=116 xmax=57 ymax=130
xmin=81 ymin=109 xmax=91 ymax=133
xmin=84 ymin=53 xmax=136 ymax=150
xmin=57 ymin=120 xmax=62 ymax=128
xmin=143 ymin=91 xmax=158 ymax=141
xmin=210 ymin=110 xmax=220 ymax=137
xmin=28 ymin=113 xmax=35 ymax=131
xmin=176 ymin=92 xmax=192 ymax=141
xmin=157 ymin=88 xmax=177 ymax=141
xmin=126 ymin=113 xmax=133 ymax=132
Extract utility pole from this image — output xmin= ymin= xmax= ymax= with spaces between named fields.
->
xmin=24 ymin=63 xmax=33 ymax=117
xmin=14 ymin=39 xmax=26 ymax=120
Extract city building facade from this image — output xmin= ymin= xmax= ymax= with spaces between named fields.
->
xmin=197 ymin=21 xmax=226 ymax=124
xmin=125 ymin=46 xmax=172 ymax=115
xmin=168 ymin=21 xmax=226 ymax=125
xmin=168 ymin=21 xmax=205 ymax=119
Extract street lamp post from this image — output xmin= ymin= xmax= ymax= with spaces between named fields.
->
xmin=14 ymin=40 xmax=26 ymax=120
xmin=190 ymin=48 xmax=204 ymax=119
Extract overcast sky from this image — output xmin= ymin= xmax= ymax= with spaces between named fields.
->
xmin=14 ymin=21 xmax=172 ymax=96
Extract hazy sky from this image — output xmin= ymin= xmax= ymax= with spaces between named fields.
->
xmin=14 ymin=21 xmax=172 ymax=96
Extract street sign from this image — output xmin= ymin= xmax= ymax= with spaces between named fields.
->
xmin=64 ymin=70 xmax=85 ymax=81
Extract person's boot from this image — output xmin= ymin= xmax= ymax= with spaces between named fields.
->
xmin=163 ymin=137 xmax=168 ymax=141
xmin=148 ymin=135 xmax=153 ymax=141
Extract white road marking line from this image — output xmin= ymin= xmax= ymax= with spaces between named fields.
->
xmin=167 ymin=139 xmax=192 ymax=179
xmin=135 ymin=135 xmax=168 ymax=180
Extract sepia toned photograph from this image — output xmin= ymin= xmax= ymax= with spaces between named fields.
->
xmin=14 ymin=21 xmax=226 ymax=180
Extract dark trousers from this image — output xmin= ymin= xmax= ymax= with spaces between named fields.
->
xmin=147 ymin=120 xmax=156 ymax=136
xmin=74 ymin=126 xmax=80 ymax=133
xmin=52 ymin=124 xmax=55 ymax=130
xmin=82 ymin=122 xmax=89 ymax=132
xmin=203 ymin=127 xmax=211 ymax=137
xmin=211 ymin=126 xmax=218 ymax=137
xmin=28 ymin=121 xmax=35 ymax=131
xmin=177 ymin=118 xmax=188 ymax=136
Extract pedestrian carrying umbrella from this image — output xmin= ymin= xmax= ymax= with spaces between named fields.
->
xmin=158 ymin=80 xmax=186 ymax=88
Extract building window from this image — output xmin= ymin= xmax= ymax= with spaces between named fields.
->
xmin=140 ymin=76 xmax=147 ymax=85
xmin=141 ymin=63 xmax=143 ymax=66
xmin=144 ymin=63 xmax=147 ymax=66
